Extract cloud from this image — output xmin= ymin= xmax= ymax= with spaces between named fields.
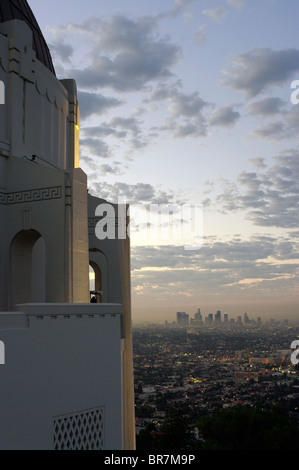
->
xmin=169 ymin=91 xmax=208 ymax=117
xmin=251 ymin=105 xmax=299 ymax=141
xmin=78 ymin=91 xmax=123 ymax=120
xmin=203 ymin=8 xmax=227 ymax=22
xmin=145 ymin=81 xmax=182 ymax=102
xmin=160 ymin=115 xmax=208 ymax=138
xmin=246 ymin=97 xmax=287 ymax=118
xmin=146 ymin=84 xmax=210 ymax=138
xmin=82 ymin=117 xmax=142 ymax=141
xmin=158 ymin=0 xmax=199 ymax=19
xmin=216 ymin=150 xmax=299 ymax=228
xmin=49 ymin=11 xmax=213 ymax=145
xmin=193 ymin=24 xmax=207 ymax=46
xmin=82 ymin=126 xmax=127 ymax=140
xmin=80 ymin=138 xmax=111 ymax=158
xmin=80 ymin=114 xmax=151 ymax=159
xmin=202 ymin=0 xmax=244 ymax=24
xmin=65 ymin=15 xmax=181 ymax=92
xmin=174 ymin=118 xmax=208 ymax=137
xmin=106 ymin=117 xmax=142 ymax=137
xmin=47 ymin=24 xmax=74 ymax=63
xmin=80 ymin=155 xmax=123 ymax=176
xmin=145 ymin=83 xmax=209 ymax=116
xmin=227 ymin=0 xmax=244 ymax=12
xmin=79 ymin=155 xmax=98 ymax=172
xmin=251 ymin=121 xmax=288 ymax=141
xmin=131 ymin=234 xmax=299 ymax=300
xmin=222 ymin=48 xmax=299 ymax=97
xmin=97 ymin=164 xmax=122 ymax=175
xmin=209 ymin=105 xmax=241 ymax=128
xmin=88 ymin=181 xmax=181 ymax=205
xmin=247 ymin=158 xmax=267 ymax=169
xmin=49 ymin=41 xmax=74 ymax=62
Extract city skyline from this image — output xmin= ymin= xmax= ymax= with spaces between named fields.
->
xmin=29 ymin=0 xmax=299 ymax=323
xmin=135 ymin=307 xmax=292 ymax=326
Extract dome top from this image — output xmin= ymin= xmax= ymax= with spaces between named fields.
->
xmin=0 ymin=0 xmax=55 ymax=74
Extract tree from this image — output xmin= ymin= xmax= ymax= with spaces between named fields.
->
xmin=136 ymin=423 xmax=156 ymax=451
xmin=136 ymin=409 xmax=195 ymax=451
xmin=196 ymin=405 xmax=299 ymax=450
xmin=153 ymin=410 xmax=195 ymax=451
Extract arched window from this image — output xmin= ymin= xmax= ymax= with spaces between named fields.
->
xmin=10 ymin=230 xmax=46 ymax=307
xmin=89 ymin=265 xmax=95 ymax=292
xmin=89 ymin=261 xmax=102 ymax=303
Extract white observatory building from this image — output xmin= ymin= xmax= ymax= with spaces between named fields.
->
xmin=0 ymin=0 xmax=135 ymax=450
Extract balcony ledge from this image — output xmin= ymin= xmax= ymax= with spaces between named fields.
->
xmin=0 ymin=303 xmax=123 ymax=329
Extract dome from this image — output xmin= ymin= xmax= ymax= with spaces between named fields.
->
xmin=0 ymin=0 xmax=55 ymax=75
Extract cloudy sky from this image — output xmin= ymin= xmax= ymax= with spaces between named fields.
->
xmin=30 ymin=0 xmax=299 ymax=323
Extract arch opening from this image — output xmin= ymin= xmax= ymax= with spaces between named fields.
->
xmin=89 ymin=261 xmax=102 ymax=303
xmin=10 ymin=230 xmax=46 ymax=308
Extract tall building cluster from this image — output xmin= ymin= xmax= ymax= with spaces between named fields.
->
xmin=175 ymin=308 xmax=262 ymax=327
xmin=176 ymin=311 xmax=190 ymax=326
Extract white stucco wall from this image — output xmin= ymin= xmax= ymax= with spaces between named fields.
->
xmin=0 ymin=14 xmax=135 ymax=451
xmin=0 ymin=303 xmax=123 ymax=450
xmin=0 ymin=19 xmax=79 ymax=170
xmin=0 ymin=18 xmax=88 ymax=308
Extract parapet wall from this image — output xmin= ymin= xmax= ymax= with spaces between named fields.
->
xmin=0 ymin=303 xmax=123 ymax=450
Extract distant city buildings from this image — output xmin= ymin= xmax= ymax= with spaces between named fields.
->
xmin=215 ymin=310 xmax=221 ymax=323
xmin=176 ymin=311 xmax=189 ymax=326
xmin=133 ymin=322 xmax=298 ymax=437
xmin=174 ymin=308 xmax=286 ymax=328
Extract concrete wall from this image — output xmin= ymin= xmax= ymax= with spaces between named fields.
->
xmin=0 ymin=15 xmax=135 ymax=451
xmin=0 ymin=18 xmax=88 ymax=308
xmin=0 ymin=157 xmax=90 ymax=310
xmin=88 ymin=194 xmax=136 ymax=450
xmin=0 ymin=303 xmax=123 ymax=450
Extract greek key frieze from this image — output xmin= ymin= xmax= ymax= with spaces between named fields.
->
xmin=0 ymin=186 xmax=62 ymax=205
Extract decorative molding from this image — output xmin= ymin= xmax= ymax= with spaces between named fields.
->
xmin=0 ymin=186 xmax=62 ymax=205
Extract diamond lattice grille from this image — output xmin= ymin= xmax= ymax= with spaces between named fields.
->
xmin=53 ymin=408 xmax=104 ymax=450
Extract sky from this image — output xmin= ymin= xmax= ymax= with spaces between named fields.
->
xmin=29 ymin=0 xmax=299 ymax=324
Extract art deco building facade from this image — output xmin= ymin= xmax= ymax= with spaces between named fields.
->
xmin=0 ymin=0 xmax=135 ymax=450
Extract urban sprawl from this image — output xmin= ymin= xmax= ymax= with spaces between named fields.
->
xmin=133 ymin=310 xmax=299 ymax=436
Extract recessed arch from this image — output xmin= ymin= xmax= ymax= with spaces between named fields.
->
xmin=9 ymin=229 xmax=46 ymax=308
xmin=89 ymin=250 xmax=109 ymax=303
xmin=89 ymin=260 xmax=102 ymax=303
